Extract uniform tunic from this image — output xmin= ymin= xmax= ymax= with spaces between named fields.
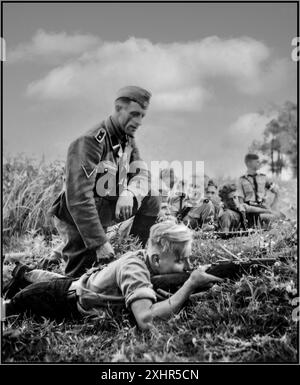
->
xmin=238 ymin=173 xmax=277 ymax=205
xmin=50 ymin=116 xmax=160 ymax=277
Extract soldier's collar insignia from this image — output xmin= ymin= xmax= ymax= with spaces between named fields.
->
xmin=95 ymin=127 xmax=106 ymax=143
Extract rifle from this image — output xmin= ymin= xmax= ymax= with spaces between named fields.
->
xmin=151 ymin=257 xmax=280 ymax=298
xmin=198 ymin=228 xmax=267 ymax=239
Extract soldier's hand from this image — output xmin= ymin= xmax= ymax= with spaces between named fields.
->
xmin=115 ymin=190 xmax=134 ymax=220
xmin=189 ymin=265 xmax=223 ymax=291
xmin=96 ymin=241 xmax=115 ymax=262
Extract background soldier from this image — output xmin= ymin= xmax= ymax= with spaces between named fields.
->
xmin=158 ymin=167 xmax=176 ymax=203
xmin=168 ymin=179 xmax=188 ymax=217
xmin=218 ymin=183 xmax=248 ymax=232
xmin=181 ymin=178 xmax=219 ymax=230
xmin=168 ymin=174 xmax=209 ymax=220
xmin=218 ymin=181 xmax=279 ymax=232
xmin=238 ymin=153 xmax=281 ymax=227
xmin=43 ymin=86 xmax=161 ymax=278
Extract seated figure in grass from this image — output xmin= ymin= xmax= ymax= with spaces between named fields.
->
xmin=218 ymin=183 xmax=278 ymax=233
xmin=156 ymin=167 xmax=178 ymax=223
xmin=3 ymin=221 xmax=222 ymax=330
xmin=168 ymin=175 xmax=221 ymax=231
xmin=182 ymin=179 xmax=222 ymax=231
xmin=168 ymin=174 xmax=217 ymax=229
xmin=237 ymin=153 xmax=283 ymax=227
xmin=158 ymin=167 xmax=176 ymax=204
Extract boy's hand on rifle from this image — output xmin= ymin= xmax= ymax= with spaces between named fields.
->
xmin=188 ymin=265 xmax=223 ymax=291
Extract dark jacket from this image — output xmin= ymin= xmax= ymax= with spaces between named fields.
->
xmin=50 ymin=116 xmax=150 ymax=250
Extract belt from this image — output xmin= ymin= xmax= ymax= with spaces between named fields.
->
xmin=67 ymin=281 xmax=79 ymax=305
xmin=67 ymin=280 xmax=89 ymax=313
xmin=66 ymin=290 xmax=77 ymax=303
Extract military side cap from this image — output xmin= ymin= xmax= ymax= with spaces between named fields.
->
xmin=244 ymin=153 xmax=259 ymax=162
xmin=116 ymin=86 xmax=151 ymax=109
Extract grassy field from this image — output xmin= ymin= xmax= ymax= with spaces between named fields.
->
xmin=2 ymin=156 xmax=299 ymax=363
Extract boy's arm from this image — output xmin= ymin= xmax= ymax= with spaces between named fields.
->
xmin=244 ymin=203 xmax=273 ymax=214
xmin=237 ymin=177 xmax=246 ymax=204
xmin=265 ymin=179 xmax=280 ymax=210
xmin=130 ymin=269 xmax=222 ymax=330
xmin=270 ymin=188 xmax=279 ymax=210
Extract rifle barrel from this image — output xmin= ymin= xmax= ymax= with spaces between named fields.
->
xmin=151 ymin=258 xmax=278 ymax=293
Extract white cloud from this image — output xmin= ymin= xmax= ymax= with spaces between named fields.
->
xmin=25 ymin=33 xmax=289 ymax=112
xmin=27 ymin=65 xmax=80 ymax=99
xmin=229 ymin=112 xmax=276 ymax=137
xmin=211 ymin=111 xmax=278 ymax=177
xmin=8 ymin=29 xmax=100 ymax=62
xmin=152 ymin=87 xmax=210 ymax=111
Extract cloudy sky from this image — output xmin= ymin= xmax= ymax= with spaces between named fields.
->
xmin=2 ymin=3 xmax=297 ymax=178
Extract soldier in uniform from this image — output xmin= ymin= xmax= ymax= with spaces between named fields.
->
xmin=168 ymin=174 xmax=217 ymax=230
xmin=168 ymin=179 xmax=188 ymax=218
xmin=218 ymin=183 xmax=248 ymax=232
xmin=237 ymin=153 xmax=281 ymax=227
xmin=182 ymin=178 xmax=220 ymax=230
xmin=43 ymin=86 xmax=161 ymax=278
xmin=218 ymin=153 xmax=281 ymax=232
xmin=156 ymin=167 xmax=177 ymax=223
xmin=218 ymin=181 xmax=279 ymax=232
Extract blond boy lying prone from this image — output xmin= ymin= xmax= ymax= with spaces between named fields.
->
xmin=4 ymin=221 xmax=222 ymax=330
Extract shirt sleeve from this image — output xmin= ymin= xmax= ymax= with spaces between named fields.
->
xmin=237 ymin=178 xmax=246 ymax=202
xmin=115 ymin=257 xmax=157 ymax=308
xmin=65 ymin=136 xmax=108 ymax=249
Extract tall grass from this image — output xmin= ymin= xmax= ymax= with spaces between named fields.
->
xmin=3 ymin=155 xmax=64 ymax=243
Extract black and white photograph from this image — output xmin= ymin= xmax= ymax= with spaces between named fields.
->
xmin=1 ymin=1 xmax=299 ymax=366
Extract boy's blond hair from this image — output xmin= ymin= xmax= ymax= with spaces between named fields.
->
xmin=149 ymin=221 xmax=193 ymax=260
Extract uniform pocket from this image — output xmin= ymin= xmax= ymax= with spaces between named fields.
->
xmin=94 ymin=196 xmax=116 ymax=227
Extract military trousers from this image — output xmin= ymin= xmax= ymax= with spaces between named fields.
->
xmin=218 ymin=209 xmax=242 ymax=232
xmin=219 ymin=210 xmax=262 ymax=231
xmin=54 ymin=192 xmax=161 ymax=278
xmin=5 ymin=278 xmax=81 ymax=321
